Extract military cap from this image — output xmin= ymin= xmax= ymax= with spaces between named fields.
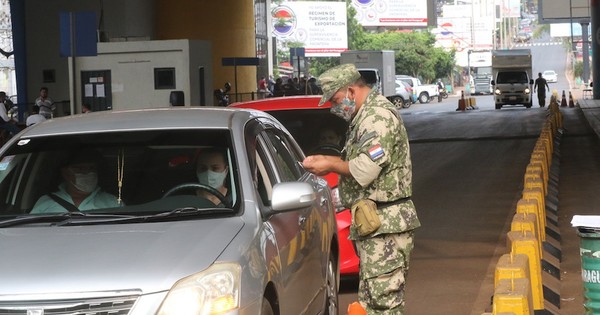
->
xmin=318 ymin=63 xmax=361 ymax=106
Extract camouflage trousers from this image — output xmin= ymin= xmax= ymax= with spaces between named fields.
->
xmin=356 ymin=231 xmax=415 ymax=315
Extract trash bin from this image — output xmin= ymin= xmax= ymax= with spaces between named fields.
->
xmin=578 ymin=226 xmax=600 ymax=314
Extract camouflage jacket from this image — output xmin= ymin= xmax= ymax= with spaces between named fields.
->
xmin=341 ymin=90 xmax=421 ymax=239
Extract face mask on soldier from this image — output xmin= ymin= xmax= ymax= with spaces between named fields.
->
xmin=330 ymin=89 xmax=356 ymax=122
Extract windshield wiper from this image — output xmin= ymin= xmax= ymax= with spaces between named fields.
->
xmin=0 ymin=212 xmax=140 ymax=228
xmin=146 ymin=206 xmax=234 ymax=221
xmin=0 ymin=213 xmax=78 ymax=228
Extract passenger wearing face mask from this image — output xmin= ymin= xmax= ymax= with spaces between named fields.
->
xmin=196 ymin=148 xmax=231 ymax=207
xmin=31 ymin=151 xmax=121 ymax=213
xmin=302 ymin=64 xmax=420 ymax=315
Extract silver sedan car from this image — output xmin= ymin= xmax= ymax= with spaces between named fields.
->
xmin=0 ymin=107 xmax=339 ymax=315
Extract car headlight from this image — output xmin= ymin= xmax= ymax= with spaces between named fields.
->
xmin=157 ymin=263 xmax=241 ymax=315
xmin=524 ymin=88 xmax=531 ymax=94
xmin=494 ymin=89 xmax=502 ymax=95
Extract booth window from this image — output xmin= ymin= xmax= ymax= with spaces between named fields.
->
xmin=154 ymin=68 xmax=176 ymax=89
xmin=43 ymin=69 xmax=55 ymax=83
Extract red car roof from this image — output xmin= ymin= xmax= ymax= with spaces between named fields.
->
xmin=230 ymin=95 xmax=332 ymax=110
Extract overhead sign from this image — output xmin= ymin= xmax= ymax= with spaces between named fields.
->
xmin=539 ymin=0 xmax=590 ymax=24
xmin=351 ymin=0 xmax=428 ymax=27
xmin=271 ymin=1 xmax=347 ymax=57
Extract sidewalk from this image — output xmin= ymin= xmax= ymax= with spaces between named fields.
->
xmin=552 ymin=96 xmax=600 ymax=314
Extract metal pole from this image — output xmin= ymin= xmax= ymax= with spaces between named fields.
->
xmin=582 ymin=22 xmax=590 ymax=84
xmin=69 ymin=12 xmax=76 ymax=116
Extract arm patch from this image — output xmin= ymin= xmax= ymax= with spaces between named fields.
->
xmin=368 ymin=144 xmax=384 ymax=161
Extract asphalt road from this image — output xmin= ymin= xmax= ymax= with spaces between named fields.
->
xmin=338 ymin=98 xmax=597 ymax=314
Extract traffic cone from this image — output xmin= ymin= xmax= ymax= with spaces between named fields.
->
xmin=569 ymin=91 xmax=575 ymax=108
xmin=456 ymin=90 xmax=466 ymax=111
xmin=347 ymin=302 xmax=367 ymax=315
xmin=560 ymin=90 xmax=567 ymax=107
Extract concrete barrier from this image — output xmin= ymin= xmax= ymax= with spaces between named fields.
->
xmin=512 ymin=212 xmax=542 ymax=256
xmin=507 ymin=230 xmax=543 ymax=310
xmin=516 ymin=199 xmax=544 ymax=246
xmin=495 ymin=253 xmax=531 ymax=288
xmin=493 ymin=278 xmax=534 ymax=315
xmin=521 ymin=188 xmax=546 ymax=241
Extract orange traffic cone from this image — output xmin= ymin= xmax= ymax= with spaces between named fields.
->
xmin=456 ymin=90 xmax=466 ymax=111
xmin=560 ymin=90 xmax=567 ymax=107
xmin=347 ymin=302 xmax=367 ymax=315
xmin=569 ymin=91 xmax=575 ymax=108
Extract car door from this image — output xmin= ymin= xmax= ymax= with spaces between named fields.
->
xmin=255 ymin=124 xmax=328 ymax=314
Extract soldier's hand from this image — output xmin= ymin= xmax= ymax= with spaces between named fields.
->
xmin=303 ymin=155 xmax=331 ymax=176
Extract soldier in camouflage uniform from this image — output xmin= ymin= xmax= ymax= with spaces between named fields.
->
xmin=302 ymin=64 xmax=420 ymax=314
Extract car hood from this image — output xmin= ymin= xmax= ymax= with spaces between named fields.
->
xmin=0 ymin=218 xmax=245 ymax=296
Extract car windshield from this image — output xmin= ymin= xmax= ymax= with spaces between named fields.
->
xmin=265 ymin=108 xmax=347 ymax=157
xmin=0 ymin=129 xmax=239 ymax=222
xmin=496 ymin=71 xmax=529 ymax=84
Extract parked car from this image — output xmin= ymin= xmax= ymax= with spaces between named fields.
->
xmin=0 ymin=108 xmax=339 ymax=315
xmin=231 ymin=95 xmax=360 ymax=276
xmin=542 ymin=70 xmax=558 ymax=83
xmin=390 ymin=79 xmax=413 ymax=108
xmin=396 ymin=75 xmax=439 ymax=104
xmin=513 ymin=30 xmax=531 ymax=43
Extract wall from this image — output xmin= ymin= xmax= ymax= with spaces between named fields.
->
xmin=74 ymin=39 xmax=212 ymax=111
xmin=155 ymin=0 xmax=257 ymax=97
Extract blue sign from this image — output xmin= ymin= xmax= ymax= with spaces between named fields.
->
xmin=222 ymin=57 xmax=260 ymax=66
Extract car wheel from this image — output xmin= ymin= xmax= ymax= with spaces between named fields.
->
xmin=402 ymin=100 xmax=411 ymax=108
xmin=324 ymin=251 xmax=339 ymax=315
xmin=390 ymin=96 xmax=404 ymax=108
xmin=261 ymin=297 xmax=275 ymax=315
xmin=495 ymin=103 xmax=502 ymax=110
xmin=418 ymin=93 xmax=429 ymax=104
xmin=525 ymin=103 xmax=532 ymax=108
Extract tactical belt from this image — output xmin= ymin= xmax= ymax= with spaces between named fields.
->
xmin=375 ymin=197 xmax=411 ymax=208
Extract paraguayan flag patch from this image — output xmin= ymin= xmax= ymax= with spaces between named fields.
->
xmin=368 ymin=144 xmax=384 ymax=161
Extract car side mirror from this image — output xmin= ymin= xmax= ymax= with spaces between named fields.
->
xmin=529 ymin=79 xmax=534 ymax=85
xmin=491 ymin=80 xmax=495 ymax=86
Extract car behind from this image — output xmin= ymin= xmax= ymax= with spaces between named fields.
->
xmin=0 ymin=108 xmax=339 ymax=315
xmin=230 ymin=96 xmax=360 ymax=277
xmin=542 ymin=70 xmax=558 ymax=83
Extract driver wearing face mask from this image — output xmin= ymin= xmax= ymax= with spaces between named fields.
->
xmin=196 ymin=148 xmax=231 ymax=206
xmin=31 ymin=150 xmax=121 ymax=213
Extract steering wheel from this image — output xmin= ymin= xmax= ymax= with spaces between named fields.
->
xmin=162 ymin=183 xmax=228 ymax=205
xmin=310 ymin=144 xmax=342 ymax=156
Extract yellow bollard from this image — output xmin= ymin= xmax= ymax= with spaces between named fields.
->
xmin=507 ymin=230 xmax=543 ymax=310
xmin=493 ymin=278 xmax=534 ymax=315
xmin=524 ymin=169 xmax=546 ymax=196
xmin=495 ymin=253 xmax=530 ymax=288
xmin=516 ymin=199 xmax=544 ymax=244
xmin=511 ymin=212 xmax=542 ymax=256
xmin=524 ymin=176 xmax=546 ymax=197
xmin=522 ymin=187 xmax=546 ymax=240
xmin=526 ymin=162 xmax=547 ymax=186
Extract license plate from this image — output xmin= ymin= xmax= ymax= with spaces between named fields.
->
xmin=509 ymin=96 xmax=517 ymax=101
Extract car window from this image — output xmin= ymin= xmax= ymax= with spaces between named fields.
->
xmin=261 ymin=129 xmax=304 ymax=182
xmin=0 ymin=130 xmax=239 ymax=217
xmin=266 ymin=109 xmax=347 ymax=157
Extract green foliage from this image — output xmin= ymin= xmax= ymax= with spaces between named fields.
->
xmin=574 ymin=60 xmax=583 ymax=78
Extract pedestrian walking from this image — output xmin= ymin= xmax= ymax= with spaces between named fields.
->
xmin=302 ymin=64 xmax=420 ymax=314
xmin=534 ymin=72 xmax=550 ymax=107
